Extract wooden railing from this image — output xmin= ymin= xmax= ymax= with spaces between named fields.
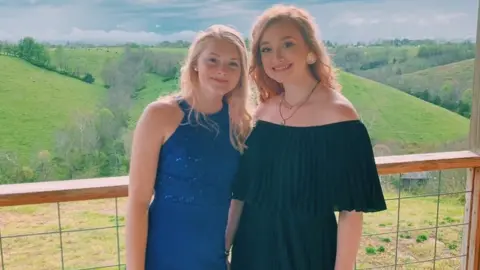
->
xmin=0 ymin=150 xmax=480 ymax=269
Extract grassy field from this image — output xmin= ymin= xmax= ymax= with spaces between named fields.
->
xmin=0 ymin=177 xmax=468 ymax=270
xmin=49 ymin=46 xmax=472 ymax=152
xmin=0 ymin=51 xmax=470 ymax=164
xmin=392 ymin=59 xmax=474 ymax=96
xmin=339 ymin=72 xmax=469 ymax=153
xmin=0 ymin=55 xmax=105 ymax=163
xmin=50 ymin=47 xmax=187 ymax=86
xmin=49 ymin=47 xmax=121 ymax=86
xmin=127 ymin=70 xmax=471 ymax=153
xmin=0 ymin=53 xmax=178 ymax=163
xmin=129 ymin=74 xmax=179 ymax=127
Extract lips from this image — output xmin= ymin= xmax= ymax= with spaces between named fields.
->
xmin=272 ymin=63 xmax=293 ymax=72
xmin=211 ymin=77 xmax=228 ymax=83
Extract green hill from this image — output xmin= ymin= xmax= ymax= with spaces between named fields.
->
xmin=126 ymin=69 xmax=470 ymax=154
xmin=49 ymin=47 xmax=121 ymax=86
xmin=0 ymin=55 xmax=105 ymax=161
xmin=0 ymin=51 xmax=470 ymax=163
xmin=50 ymin=47 xmax=187 ymax=86
xmin=340 ymin=72 xmax=469 ymax=153
xmin=393 ymin=59 xmax=474 ymax=96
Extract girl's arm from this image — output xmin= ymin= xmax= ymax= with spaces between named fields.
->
xmin=126 ymin=101 xmax=180 ymax=270
xmin=225 ymin=199 xmax=244 ymax=253
xmin=335 ymin=211 xmax=363 ymax=270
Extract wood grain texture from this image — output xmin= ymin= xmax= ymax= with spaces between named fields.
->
xmin=464 ymin=168 xmax=480 ymax=270
xmin=0 ymin=176 xmax=128 ymax=207
xmin=376 ymin=150 xmax=480 ymax=175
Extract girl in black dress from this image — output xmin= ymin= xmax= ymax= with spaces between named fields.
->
xmin=225 ymin=4 xmax=387 ymax=270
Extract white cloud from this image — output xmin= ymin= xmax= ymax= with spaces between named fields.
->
xmin=0 ymin=0 xmax=477 ymax=44
xmin=433 ymin=12 xmax=468 ymax=24
xmin=0 ymin=27 xmax=197 ymax=44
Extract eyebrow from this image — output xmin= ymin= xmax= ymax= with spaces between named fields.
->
xmin=260 ymin=36 xmax=295 ymax=46
xmin=208 ymin=52 xmax=239 ymax=61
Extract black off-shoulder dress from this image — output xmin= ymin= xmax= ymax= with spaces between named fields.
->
xmin=230 ymin=119 xmax=387 ymax=270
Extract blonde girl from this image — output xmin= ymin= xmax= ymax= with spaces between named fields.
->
xmin=126 ymin=24 xmax=252 ymax=270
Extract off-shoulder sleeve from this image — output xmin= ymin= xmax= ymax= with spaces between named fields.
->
xmin=330 ymin=122 xmax=387 ymax=213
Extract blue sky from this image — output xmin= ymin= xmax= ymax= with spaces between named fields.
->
xmin=0 ymin=0 xmax=477 ymax=44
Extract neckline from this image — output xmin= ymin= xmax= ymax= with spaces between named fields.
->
xmin=255 ymin=119 xmax=362 ymax=130
xmin=178 ymin=97 xmax=228 ymax=117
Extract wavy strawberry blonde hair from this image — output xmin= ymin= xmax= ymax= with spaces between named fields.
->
xmin=249 ymin=4 xmax=341 ymax=103
xmin=162 ymin=24 xmax=253 ymax=152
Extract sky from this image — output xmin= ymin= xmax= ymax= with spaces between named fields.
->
xmin=0 ymin=0 xmax=478 ymax=44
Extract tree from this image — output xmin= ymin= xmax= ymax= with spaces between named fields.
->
xmin=458 ymin=88 xmax=473 ymax=117
xmin=54 ymin=46 xmax=68 ymax=71
xmin=33 ymin=150 xmax=53 ymax=181
xmin=17 ymin=37 xmax=51 ymax=66
xmin=0 ymin=151 xmax=21 ymax=184
xmin=440 ymin=83 xmax=457 ymax=110
xmin=53 ymin=111 xmax=99 ymax=179
xmin=461 ymin=88 xmax=473 ymax=107
xmin=82 ymin=73 xmax=95 ymax=84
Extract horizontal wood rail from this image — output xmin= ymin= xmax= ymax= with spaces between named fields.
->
xmin=376 ymin=150 xmax=480 ymax=174
xmin=0 ymin=150 xmax=479 ymax=207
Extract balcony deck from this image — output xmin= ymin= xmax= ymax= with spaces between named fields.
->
xmin=2 ymin=0 xmax=480 ymax=269
xmin=0 ymin=150 xmax=480 ymax=269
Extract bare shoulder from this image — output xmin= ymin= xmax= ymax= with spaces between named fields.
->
xmin=328 ymin=91 xmax=360 ymax=122
xmin=141 ymin=98 xmax=181 ymax=123
xmin=135 ymin=97 xmax=183 ymax=141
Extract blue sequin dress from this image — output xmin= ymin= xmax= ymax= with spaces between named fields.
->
xmin=144 ymin=98 xmax=239 ymax=270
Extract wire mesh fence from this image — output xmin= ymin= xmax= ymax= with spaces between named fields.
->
xmin=0 ymin=167 xmax=473 ymax=270
xmin=0 ymin=197 xmax=126 ymax=270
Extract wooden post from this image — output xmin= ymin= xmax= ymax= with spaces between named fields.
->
xmin=465 ymin=168 xmax=480 ymax=270
xmin=470 ymin=0 xmax=480 ymax=154
xmin=465 ymin=0 xmax=480 ymax=268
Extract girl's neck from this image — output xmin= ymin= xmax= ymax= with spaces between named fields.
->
xmin=185 ymin=92 xmax=224 ymax=115
xmin=282 ymin=73 xmax=319 ymax=105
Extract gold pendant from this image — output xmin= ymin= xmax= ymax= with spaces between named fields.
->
xmin=280 ymin=119 xmax=285 ymax=125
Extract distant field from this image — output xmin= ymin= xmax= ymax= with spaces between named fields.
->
xmin=390 ymin=59 xmax=474 ymax=96
xmin=339 ymin=72 xmax=469 ymax=153
xmin=129 ymin=70 xmax=471 ymax=154
xmin=0 ymin=47 xmax=471 ymax=163
xmin=128 ymin=70 xmax=471 ymax=153
xmin=50 ymin=47 xmax=187 ymax=85
xmin=129 ymin=74 xmax=179 ymax=127
xmin=0 ymin=55 xmax=105 ymax=162
xmin=0 ymin=49 xmax=181 ymax=162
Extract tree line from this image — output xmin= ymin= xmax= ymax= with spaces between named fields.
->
xmin=0 ymin=37 xmax=96 ymax=84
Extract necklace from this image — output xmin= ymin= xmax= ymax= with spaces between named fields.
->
xmin=279 ymin=81 xmax=319 ymax=125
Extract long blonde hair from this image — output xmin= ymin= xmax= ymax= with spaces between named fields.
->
xmin=249 ymin=4 xmax=341 ymax=103
xmin=162 ymin=24 xmax=253 ymax=152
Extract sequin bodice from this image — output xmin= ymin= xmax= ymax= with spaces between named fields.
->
xmin=152 ymin=98 xmax=239 ymax=207
xmin=145 ymin=98 xmax=240 ymax=269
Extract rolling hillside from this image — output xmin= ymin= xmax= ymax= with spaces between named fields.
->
xmin=392 ymin=59 xmax=474 ymax=96
xmin=0 ymin=55 xmax=105 ymax=162
xmin=50 ymin=47 xmax=187 ymax=86
xmin=0 ymin=50 xmax=470 ymax=164
xmin=124 ymin=68 xmax=471 ymax=154
xmin=340 ymin=72 xmax=469 ymax=153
